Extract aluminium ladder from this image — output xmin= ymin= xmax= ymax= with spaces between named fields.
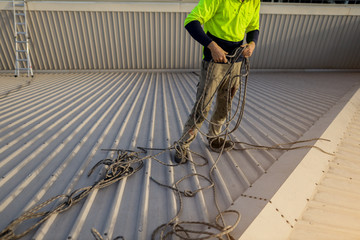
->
xmin=13 ymin=0 xmax=33 ymax=77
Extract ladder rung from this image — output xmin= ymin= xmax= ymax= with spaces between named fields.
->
xmin=13 ymin=1 xmax=33 ymax=77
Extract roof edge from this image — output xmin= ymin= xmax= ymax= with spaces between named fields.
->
xmin=228 ymin=85 xmax=360 ymax=239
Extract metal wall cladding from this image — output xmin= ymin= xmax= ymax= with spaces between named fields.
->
xmin=1 ymin=10 xmax=360 ymax=70
xmin=254 ymin=14 xmax=360 ymax=69
xmin=1 ymin=10 xmax=202 ymax=70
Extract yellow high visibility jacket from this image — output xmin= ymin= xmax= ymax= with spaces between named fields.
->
xmin=184 ymin=0 xmax=260 ymax=42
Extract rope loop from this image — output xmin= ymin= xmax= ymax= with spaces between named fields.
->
xmin=0 ymin=44 xmax=333 ymax=240
xmin=183 ymin=190 xmax=194 ymax=197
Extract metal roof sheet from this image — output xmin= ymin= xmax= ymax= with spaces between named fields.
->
xmin=1 ymin=71 xmax=360 ymax=239
xmin=289 ymin=102 xmax=360 ymax=240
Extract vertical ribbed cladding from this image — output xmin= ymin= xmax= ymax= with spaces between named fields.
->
xmin=1 ymin=71 xmax=359 ymax=239
xmin=252 ymin=14 xmax=360 ymax=69
xmin=0 ymin=11 xmax=15 ymax=71
xmin=339 ymin=15 xmax=360 ymax=69
xmin=2 ymin=9 xmax=360 ymax=70
xmin=26 ymin=10 xmax=202 ymax=70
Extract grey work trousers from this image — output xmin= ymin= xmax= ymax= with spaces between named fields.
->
xmin=179 ymin=60 xmax=242 ymax=149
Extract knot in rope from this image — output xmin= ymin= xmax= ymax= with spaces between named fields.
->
xmin=183 ymin=190 xmax=194 ymax=197
xmin=65 ymin=195 xmax=73 ymax=207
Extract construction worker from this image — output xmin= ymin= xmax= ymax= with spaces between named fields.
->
xmin=175 ymin=0 xmax=260 ymax=163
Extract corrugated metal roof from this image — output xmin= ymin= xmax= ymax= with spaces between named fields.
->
xmin=289 ymin=105 xmax=360 ymax=240
xmin=1 ymin=71 xmax=359 ymax=239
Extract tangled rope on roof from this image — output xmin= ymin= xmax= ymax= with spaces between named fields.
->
xmin=0 ymin=46 xmax=334 ymax=240
xmin=0 ymin=149 xmax=143 ymax=240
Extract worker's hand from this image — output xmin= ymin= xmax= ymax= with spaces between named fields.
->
xmin=207 ymin=41 xmax=228 ymax=63
xmin=241 ymin=41 xmax=256 ymax=58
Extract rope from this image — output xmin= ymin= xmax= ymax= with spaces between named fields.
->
xmin=151 ymin=210 xmax=240 ymax=240
xmin=150 ymin=47 xmax=249 ymax=240
xmin=151 ymin=46 xmax=333 ymax=239
xmin=189 ymin=47 xmax=249 ymax=140
xmin=150 ymin=174 xmax=214 ymax=198
xmin=0 ymin=45 xmax=333 ymax=240
xmin=0 ymin=150 xmax=143 ymax=240
xmin=138 ymin=147 xmax=208 ymax=167
xmin=233 ymin=138 xmax=334 ymax=156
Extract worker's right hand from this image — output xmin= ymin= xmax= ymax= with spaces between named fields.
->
xmin=207 ymin=41 xmax=228 ymax=63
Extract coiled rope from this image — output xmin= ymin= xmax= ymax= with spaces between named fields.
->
xmin=0 ymin=46 xmax=333 ymax=240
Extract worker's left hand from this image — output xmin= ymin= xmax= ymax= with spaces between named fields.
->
xmin=241 ymin=42 xmax=256 ymax=58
